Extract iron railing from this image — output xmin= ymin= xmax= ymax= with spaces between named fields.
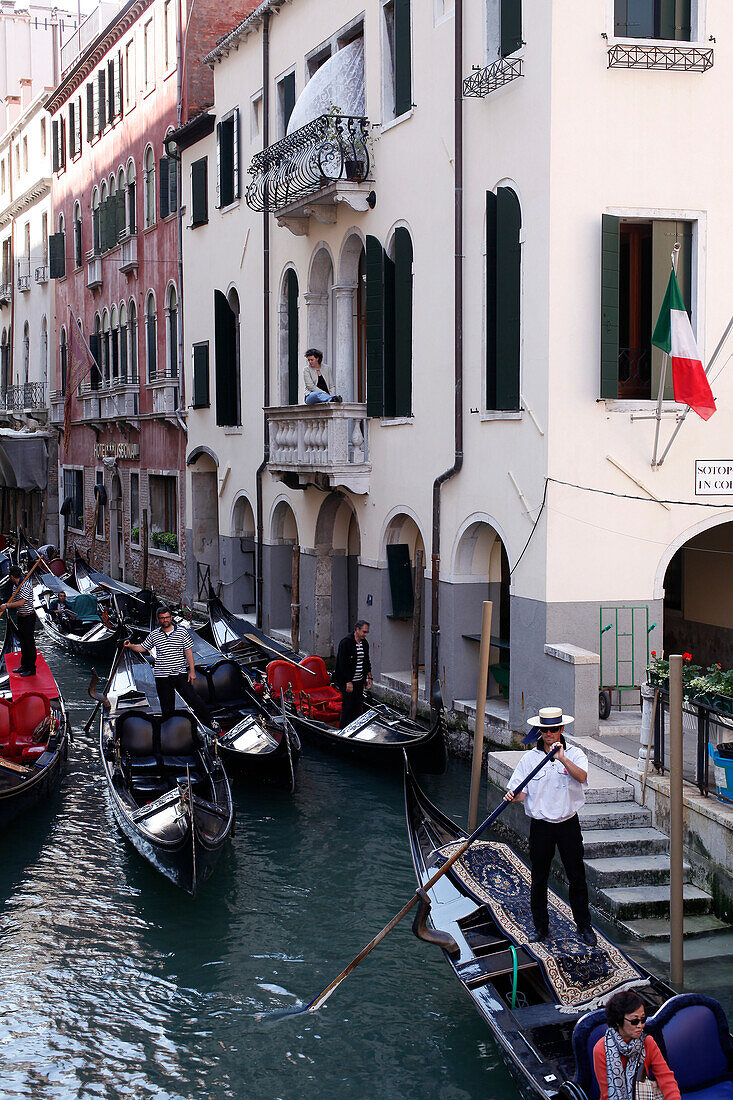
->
xmin=17 ymin=261 xmax=31 ymax=292
xmin=246 ymin=115 xmax=371 ymax=213
xmin=0 ymin=281 xmax=10 ymax=303
xmin=463 ymin=56 xmax=523 ymax=97
xmin=651 ymin=688 xmax=733 ymax=797
xmin=35 ymin=265 xmax=49 ymax=284
xmin=618 ymin=346 xmax=651 ymax=399
xmin=608 ymin=44 xmax=713 ymax=71
xmin=2 ymin=382 xmax=47 ymax=411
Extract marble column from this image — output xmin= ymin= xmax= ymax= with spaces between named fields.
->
xmin=333 ymin=283 xmax=356 ymax=401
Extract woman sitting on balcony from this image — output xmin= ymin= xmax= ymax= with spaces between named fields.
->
xmin=303 ymin=349 xmax=343 ymax=404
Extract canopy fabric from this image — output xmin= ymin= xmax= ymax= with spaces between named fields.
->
xmin=190 ymin=631 xmax=225 ymax=667
xmin=39 ymin=574 xmax=78 ymax=598
xmin=88 ymin=568 xmax=139 ymax=596
xmin=287 ymin=39 xmax=365 ymax=134
xmin=0 ymin=436 xmax=48 ymax=490
xmin=67 ymin=593 xmax=101 ymax=624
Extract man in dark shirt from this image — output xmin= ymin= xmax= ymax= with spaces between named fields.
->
xmin=1 ymin=565 xmax=37 ymax=676
xmin=124 ymin=607 xmax=214 ymax=727
xmin=333 ymin=620 xmax=372 ymax=729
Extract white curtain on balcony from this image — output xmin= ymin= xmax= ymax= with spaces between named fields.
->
xmin=287 ymin=39 xmax=365 ymax=135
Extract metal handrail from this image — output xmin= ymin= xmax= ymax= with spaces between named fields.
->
xmin=463 ymin=56 xmax=523 ymax=97
xmin=2 ymin=381 xmax=47 ymax=410
xmin=651 ymin=686 xmax=733 ymax=796
xmin=608 ymin=43 xmax=713 ymax=71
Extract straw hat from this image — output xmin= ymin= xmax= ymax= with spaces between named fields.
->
xmin=527 ymin=705 xmax=575 ymax=728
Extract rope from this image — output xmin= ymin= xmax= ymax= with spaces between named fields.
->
xmin=509 ymin=943 xmax=518 ymax=1009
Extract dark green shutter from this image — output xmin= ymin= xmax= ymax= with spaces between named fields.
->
xmin=90 ymin=333 xmax=101 ymax=389
xmin=193 ymin=343 xmax=210 ymax=407
xmin=101 ymin=198 xmax=113 ymax=251
xmin=486 ymin=190 xmax=498 ymax=408
xmin=600 ymin=214 xmax=621 ymax=399
xmin=168 ymin=154 xmax=178 ymax=213
xmin=86 ymin=83 xmax=94 ymax=141
xmin=49 ymin=233 xmax=65 ymax=279
xmin=120 ymin=324 xmax=128 ymax=380
xmin=386 ymin=544 xmax=414 ymax=619
xmin=393 ymin=227 xmax=413 ymax=417
xmin=52 ymin=121 xmax=59 ymax=172
xmin=191 ymin=158 xmax=207 ymax=226
xmin=92 ymin=207 xmax=100 ymax=253
xmin=661 ymin=0 xmax=690 ymax=40
xmin=383 ymin=252 xmax=396 ymax=416
xmin=287 ymin=270 xmax=299 ymax=405
xmin=365 ymin=235 xmax=385 ymax=417
xmin=394 ymin=0 xmax=412 ymax=117
xmin=107 ymin=59 xmax=115 ymax=119
xmin=128 ymin=181 xmax=136 ymax=233
xmin=159 ymin=156 xmax=170 ymax=219
xmin=147 ymin=309 xmax=157 ymax=380
xmin=214 ymin=289 xmax=237 ymax=426
xmin=69 ymin=103 xmax=76 ymax=158
xmin=495 ymin=187 xmax=521 ymax=411
xmin=281 ymin=73 xmax=296 ymax=131
xmin=74 ymin=218 xmax=82 ymax=266
xmin=116 ymin=190 xmax=125 ymax=242
xmin=98 ymin=70 xmax=106 ymax=131
xmin=500 ymin=0 xmax=523 ymax=57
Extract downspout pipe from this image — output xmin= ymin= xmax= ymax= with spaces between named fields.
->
xmin=255 ymin=10 xmax=271 ymax=628
xmin=430 ymin=0 xmax=463 ymax=710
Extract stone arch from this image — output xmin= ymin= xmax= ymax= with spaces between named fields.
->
xmin=189 ymin=448 xmax=220 ymax=597
xmin=187 ymin=445 xmax=219 ymax=467
xmin=267 ymin=498 xmax=300 ymax=633
xmin=278 ymin=264 xmax=299 ymax=405
xmin=332 ymin=229 xmax=367 ymax=401
xmin=306 ymin=244 xmax=335 ymax=377
xmin=379 ymin=510 xmax=428 ymax=681
xmin=313 ymin=492 xmax=361 ymax=657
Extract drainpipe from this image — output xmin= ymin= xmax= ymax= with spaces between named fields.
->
xmin=430 ymin=0 xmax=463 ymax=709
xmin=173 ymin=0 xmax=184 ymax=406
xmin=255 ymin=10 xmax=271 ymax=628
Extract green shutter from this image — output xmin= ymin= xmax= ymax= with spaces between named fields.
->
xmin=394 ymin=0 xmax=412 ymax=117
xmin=383 ymin=252 xmax=396 ymax=416
xmin=168 ymin=154 xmax=178 ymax=213
xmin=365 ymin=235 xmax=385 ymax=418
xmin=282 ymin=73 xmax=296 ymax=131
xmin=159 ymin=157 xmax=170 ymax=220
xmin=89 ymin=333 xmax=101 ymax=388
xmin=495 ymin=187 xmax=521 ymax=411
xmin=52 ymin=121 xmax=59 ymax=173
xmin=486 ymin=190 xmax=498 ymax=409
xmin=287 ymin=270 xmax=299 ymax=405
xmin=193 ymin=343 xmax=210 ymax=407
xmin=670 ymin=0 xmax=691 ymax=40
xmin=98 ymin=70 xmax=106 ymax=131
xmin=101 ymin=198 xmax=112 ymax=251
xmin=86 ymin=83 xmax=94 ymax=142
xmin=600 ymin=214 xmax=621 ymax=399
xmin=214 ymin=289 xmax=237 ymax=426
xmin=49 ymin=233 xmax=65 ymax=279
xmin=386 ymin=544 xmax=414 ymax=619
xmin=393 ymin=227 xmax=413 ymax=417
xmin=69 ymin=103 xmax=76 ymax=158
xmin=500 ymin=0 xmax=523 ymax=57
xmin=192 ymin=158 xmax=207 ymax=226
xmin=116 ymin=190 xmax=125 ymax=242
xmin=147 ymin=311 xmax=157 ymax=380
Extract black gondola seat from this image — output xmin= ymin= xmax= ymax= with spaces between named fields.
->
xmin=159 ymin=713 xmax=203 ymax=785
xmin=117 ymin=713 xmax=162 ymax=795
xmin=209 ymin=660 xmax=245 ymax=703
xmin=192 ymin=669 xmax=213 ymax=704
xmin=647 ymin=994 xmax=733 ymax=1098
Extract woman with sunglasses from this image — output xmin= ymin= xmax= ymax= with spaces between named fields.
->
xmin=593 ymin=989 xmax=681 ymax=1099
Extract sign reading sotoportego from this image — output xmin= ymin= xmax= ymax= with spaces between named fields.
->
xmin=93 ymin=442 xmax=140 ymax=460
xmin=695 ymin=461 xmax=733 ymax=495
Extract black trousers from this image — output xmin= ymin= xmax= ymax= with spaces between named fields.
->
xmin=155 ymin=674 xmax=213 ymax=728
xmin=529 ymin=814 xmax=591 ymax=932
xmin=16 ymin=612 xmax=37 ymax=673
xmin=339 ymin=681 xmax=365 ymax=729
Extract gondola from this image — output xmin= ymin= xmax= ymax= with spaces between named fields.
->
xmin=207 ymin=594 xmax=448 ymax=773
xmin=0 ymin=615 xmax=70 ymax=828
xmin=97 ymin=640 xmax=233 ymax=895
xmin=30 ymin=561 xmax=119 ymax=656
xmin=74 ymin=551 xmax=159 ymax=635
xmin=404 ymin=761 xmax=733 ymax=1099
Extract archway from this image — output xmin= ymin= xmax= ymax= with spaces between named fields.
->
xmin=278 ymin=267 xmax=299 ymax=405
xmin=109 ymin=472 xmax=123 ymax=580
xmin=314 ymin=493 xmax=360 ymax=657
xmin=229 ymin=494 xmax=256 ymax=613
xmin=380 ymin=512 xmax=426 ymax=679
xmin=661 ymin=519 xmax=733 ymax=668
xmin=268 ymin=500 xmax=299 ymax=633
xmin=189 ymin=450 xmax=220 ymax=598
xmin=451 ymin=518 xmax=511 ymax=703
xmin=307 ymin=247 xmax=335 ymax=383
xmin=336 ymin=231 xmax=366 ymax=401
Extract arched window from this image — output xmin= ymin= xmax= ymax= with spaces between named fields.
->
xmin=280 ymin=268 xmax=299 ymax=404
xmin=486 ymin=187 xmax=521 ymax=411
xmin=119 ymin=302 xmax=127 ymax=381
xmin=1 ymin=328 xmax=10 ymax=391
xmin=91 ymin=187 xmax=100 ymax=254
xmin=102 ymin=309 xmax=111 ymax=384
xmin=146 ymin=291 xmax=157 ymax=380
xmin=73 ymin=200 xmax=82 ymax=268
xmin=166 ymin=284 xmax=178 ymax=377
xmin=22 ymin=322 xmax=30 ymax=385
xmin=111 ymin=305 xmax=119 ymax=381
xmin=59 ymin=325 xmax=68 ymax=394
xmin=129 ymin=298 xmax=138 ymax=382
xmin=91 ymin=313 xmax=102 ymax=390
xmin=364 ymin=228 xmax=413 ymax=418
xmin=126 ymin=159 xmax=136 ymax=234
xmin=144 ymin=147 xmax=155 ymax=228
xmin=214 ymin=287 xmax=241 ymax=426
xmin=40 ymin=315 xmax=47 ymax=386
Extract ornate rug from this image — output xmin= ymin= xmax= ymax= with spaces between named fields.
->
xmin=439 ymin=840 xmax=646 ymax=1011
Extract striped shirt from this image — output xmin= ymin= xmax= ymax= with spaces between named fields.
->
xmin=16 ymin=578 xmax=34 ymax=614
xmin=354 ymin=640 xmax=365 ymax=683
xmin=142 ymin=623 xmax=192 ymax=677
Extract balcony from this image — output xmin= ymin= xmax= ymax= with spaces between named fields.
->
xmin=148 ymin=368 xmax=180 ymax=416
xmin=2 ymin=382 xmax=47 ymax=414
xmin=246 ymin=115 xmax=375 ymax=236
xmin=81 ymin=379 xmax=140 ymax=420
xmin=35 ymin=265 xmax=49 ymax=285
xmin=17 ymin=261 xmax=31 ymax=292
xmin=267 ymin=403 xmax=370 ymax=494
xmin=86 ymin=249 xmax=103 ymax=291
xmin=119 ymin=233 xmax=138 ymax=274
xmin=0 ymin=282 xmax=10 ymax=306
xmin=50 ymin=390 xmax=64 ymax=425
xmin=607 ymin=43 xmax=713 ymax=71
xmin=464 ymin=56 xmax=523 ymax=97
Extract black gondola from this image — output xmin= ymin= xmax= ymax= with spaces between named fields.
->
xmin=0 ymin=616 xmax=70 ymax=828
xmin=74 ymin=551 xmax=158 ymax=634
xmin=30 ymin=562 xmax=119 ymax=656
xmin=404 ymin=761 xmax=733 ymax=1099
xmin=207 ymin=594 xmax=447 ymax=774
xmin=98 ymin=641 xmax=233 ymax=895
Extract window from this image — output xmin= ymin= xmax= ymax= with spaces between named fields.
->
xmin=486 ymin=187 xmax=521 ymax=411
xmin=90 ymin=314 xmax=102 ymax=390
xmin=307 ymin=45 xmax=331 ymax=79
xmin=365 ymin=229 xmax=413 ymax=418
xmin=614 ymin=0 xmax=691 ymax=40
xmin=22 ymin=322 xmax=29 ymax=383
xmin=382 ymin=0 xmax=412 ymax=120
xmin=130 ymin=471 xmax=140 ymax=545
xmin=95 ymin=471 xmax=105 ymax=537
xmin=216 ymin=110 xmax=240 ymax=208
xmin=1 ymin=239 xmax=9 ymax=284
xmin=214 ymin=289 xmax=241 ymax=426
xmin=119 ymin=303 xmax=128 ymax=381
xmin=86 ymin=81 xmax=94 ymax=143
xmin=164 ymin=0 xmax=175 ymax=70
xmin=250 ymin=94 xmax=262 ymax=143
xmin=0 ymin=329 xmax=9 ymax=390
xmin=149 ymin=474 xmax=178 ymax=554
xmin=146 ymin=292 xmax=157 ymax=380
xmin=49 ymin=214 xmax=66 ymax=279
xmin=601 ymin=215 xmax=693 ymax=400
xmin=1 ymin=159 xmax=5 ymax=193
xmin=129 ymin=299 xmax=138 ymax=381
xmin=126 ymin=160 xmax=136 ymax=234
xmin=166 ymin=285 xmax=178 ymax=377
xmin=144 ymin=19 xmax=154 ymax=90
xmin=144 ymin=147 xmax=155 ymax=227
xmin=41 ymin=213 xmax=48 ymax=263
xmin=98 ymin=68 xmax=107 ymax=131
xmin=159 ymin=152 xmax=178 ymax=219
xmin=91 ymin=187 xmax=101 ymax=253
xmin=40 ymin=316 xmax=48 ymax=385
xmin=111 ymin=306 xmax=119 ymax=381
xmin=125 ymin=40 xmax=136 ymax=107
xmin=63 ymin=469 xmax=84 ymax=531
xmin=40 ymin=118 xmax=47 ymax=156
xmin=22 ymin=136 xmax=28 ymax=173
xmin=59 ymin=326 xmax=68 ymax=394
xmin=107 ymin=59 xmax=115 ymax=122
xmin=281 ymin=268 xmax=299 ymax=404
xmin=51 ymin=118 xmax=66 ymax=173
xmin=75 ymin=95 xmax=82 ymax=153
xmin=191 ymin=157 xmax=207 ymax=226
xmin=69 ymin=101 xmax=76 ymax=158
xmin=192 ymin=343 xmax=210 ymax=408
xmin=276 ymin=72 xmax=296 ymax=137
xmin=73 ymin=201 xmax=82 ymax=267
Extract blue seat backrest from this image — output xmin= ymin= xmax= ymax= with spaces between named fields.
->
xmin=160 ymin=712 xmax=197 ymax=756
xmin=571 ymin=1008 xmax=608 ymax=1100
xmin=117 ymin=712 xmax=156 ymax=756
xmin=647 ymin=994 xmax=733 ymax=1094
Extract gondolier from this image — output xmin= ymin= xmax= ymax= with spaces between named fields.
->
xmin=334 ymin=620 xmax=372 ymax=729
xmin=1 ymin=565 xmax=37 ymax=676
xmin=504 ymin=706 xmax=597 ymax=947
xmin=124 ymin=607 xmax=215 ymax=728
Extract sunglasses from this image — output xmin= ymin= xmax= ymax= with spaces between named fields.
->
xmin=625 ymin=1016 xmax=646 ymax=1025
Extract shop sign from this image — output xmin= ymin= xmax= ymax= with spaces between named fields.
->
xmin=695 ymin=460 xmax=733 ymax=495
xmin=93 ymin=442 xmax=140 ymax=460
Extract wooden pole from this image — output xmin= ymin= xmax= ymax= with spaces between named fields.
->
xmin=89 ymin=499 xmax=99 ymax=568
xmin=141 ymin=507 xmax=149 ymax=589
xmin=290 ymin=545 xmax=300 ymax=655
xmin=669 ymin=653 xmax=684 ymax=987
xmin=410 ymin=550 xmax=424 ymax=721
xmin=468 ymin=600 xmax=493 ymax=832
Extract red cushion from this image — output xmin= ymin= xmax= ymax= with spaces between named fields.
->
xmin=22 ymin=745 xmax=46 ymax=761
xmin=12 ymin=694 xmax=50 ymax=746
xmin=299 ymin=656 xmax=331 ymax=689
xmin=267 ymin=660 xmax=305 ymax=696
xmin=0 ymin=699 xmax=11 ymax=749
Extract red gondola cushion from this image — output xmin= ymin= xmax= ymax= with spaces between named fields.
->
xmin=267 ymin=660 xmax=305 ymax=697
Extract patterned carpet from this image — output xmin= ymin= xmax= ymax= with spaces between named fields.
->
xmin=440 ymin=840 xmax=645 ymax=1010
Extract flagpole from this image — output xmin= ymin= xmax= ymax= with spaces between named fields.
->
xmin=651 ymin=244 xmax=680 ymax=468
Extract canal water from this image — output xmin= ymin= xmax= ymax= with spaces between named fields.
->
xmin=2 ymin=635 xmax=732 ymax=1099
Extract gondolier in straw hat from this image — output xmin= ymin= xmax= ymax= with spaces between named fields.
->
xmin=504 ymin=706 xmax=597 ymax=947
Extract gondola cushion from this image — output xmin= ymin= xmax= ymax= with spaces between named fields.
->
xmin=210 ymin=661 xmax=243 ymax=703
xmin=267 ymin=661 xmax=305 ymax=698
xmin=127 ymin=756 xmax=159 ymax=776
xmin=191 ymin=670 xmax=212 ymax=704
xmin=0 ymin=694 xmax=51 ymax=761
xmin=570 ymin=1009 xmax=607 ymax=1100
xmin=118 ymin=713 xmax=156 ymax=756
xmin=160 ymin=713 xmax=198 ymax=755
xmin=647 ymin=994 xmax=733 ymax=1094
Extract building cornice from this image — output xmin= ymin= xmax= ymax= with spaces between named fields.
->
xmin=0 ymin=90 xmax=51 ymax=150
xmin=204 ymin=0 xmax=289 ymax=66
xmin=0 ymin=178 xmax=51 ymax=228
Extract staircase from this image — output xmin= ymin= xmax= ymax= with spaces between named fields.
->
xmin=487 ymin=750 xmax=726 ymax=940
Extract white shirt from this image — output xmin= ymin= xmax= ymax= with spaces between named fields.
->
xmin=506 ymin=745 xmax=589 ymax=823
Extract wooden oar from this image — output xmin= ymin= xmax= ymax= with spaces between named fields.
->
xmin=270 ymin=744 xmax=560 ymax=1018
xmin=0 ymin=556 xmax=44 ymax=617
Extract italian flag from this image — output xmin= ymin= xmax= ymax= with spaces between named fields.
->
xmin=651 ymin=270 xmax=716 ymax=421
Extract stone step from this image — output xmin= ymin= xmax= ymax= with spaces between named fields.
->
xmin=619 ymin=914 xmax=731 ymax=941
xmin=488 ymin=752 xmax=635 ymax=805
xmin=585 ymin=854 xmax=689 ymax=888
xmin=582 ymin=827 xmax=669 ymax=859
xmin=599 ymin=883 xmax=711 ymax=920
xmin=578 ymin=801 xmax=652 ymax=830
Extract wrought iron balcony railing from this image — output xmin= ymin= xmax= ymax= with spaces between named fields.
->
xmin=2 ymin=382 xmax=47 ymax=411
xmin=607 ymin=43 xmax=713 ymax=71
xmin=247 ymin=115 xmax=371 ymax=214
xmin=35 ymin=265 xmax=49 ymax=284
xmin=0 ymin=281 xmax=10 ymax=304
xmin=463 ymin=56 xmax=523 ymax=97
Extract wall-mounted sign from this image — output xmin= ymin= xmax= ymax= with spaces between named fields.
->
xmin=93 ymin=442 xmax=140 ymax=460
xmin=695 ymin=461 xmax=733 ymax=495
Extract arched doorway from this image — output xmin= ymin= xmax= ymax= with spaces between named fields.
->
xmin=336 ymin=231 xmax=366 ymax=401
xmin=268 ymin=500 xmax=299 ymax=633
xmin=314 ymin=493 xmax=360 ymax=657
xmin=380 ymin=512 xmax=426 ymax=679
xmin=661 ymin=520 xmax=733 ymax=668
xmin=307 ymin=247 xmax=335 ymax=385
xmin=188 ymin=449 xmax=220 ymax=600
xmin=278 ymin=268 xmax=299 ymax=405
xmin=451 ymin=518 xmax=511 ymax=703
xmin=229 ymin=494 xmax=256 ymax=613
xmin=109 ymin=472 xmax=123 ymax=580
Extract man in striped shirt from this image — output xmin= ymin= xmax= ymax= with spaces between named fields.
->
xmin=1 ymin=565 xmax=37 ymax=676
xmin=334 ymin=620 xmax=372 ymax=729
xmin=124 ymin=607 xmax=214 ymax=727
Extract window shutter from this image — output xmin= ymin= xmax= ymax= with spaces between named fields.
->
xmin=386 ymin=544 xmax=414 ymax=618
xmin=675 ymin=0 xmax=691 ymax=41
xmin=128 ymin=180 xmax=136 ymax=234
xmin=120 ymin=324 xmax=128 ymax=381
xmin=393 ymin=227 xmax=413 ymax=417
xmin=159 ymin=156 xmax=170 ymax=219
xmin=108 ymin=59 xmax=115 ymax=119
xmin=500 ymin=0 xmax=523 ymax=57
xmin=87 ymin=82 xmax=94 ymax=141
xmin=287 ymin=271 xmax=299 ymax=405
xmin=90 ymin=333 xmax=101 ymax=388
xmin=147 ymin=309 xmax=157 ymax=380
xmin=92 ymin=207 xmax=100 ymax=253
xmin=365 ymin=235 xmax=385 ymax=417
xmin=215 ymin=122 xmax=221 ymax=207
xmin=98 ymin=69 xmax=106 ymax=131
xmin=116 ymin=190 xmax=125 ymax=242
xmin=100 ymin=198 xmax=111 ymax=251
xmin=168 ymin=154 xmax=178 ymax=214
xmin=214 ymin=289 xmax=237 ymax=425
xmin=193 ymin=343 xmax=210 ymax=408
xmin=191 ymin=157 xmax=207 ymax=226
xmin=651 ymin=219 xmax=691 ymax=400
xmin=76 ymin=96 xmax=82 ymax=150
xmin=112 ymin=327 xmax=119 ymax=377
xmin=60 ymin=117 xmax=67 ymax=168
xmin=660 ymin=0 xmax=690 ymax=40
xmin=52 ymin=120 xmax=59 ymax=172
xmin=49 ymin=232 xmax=65 ymax=278
xmin=486 ymin=190 xmax=498 ymax=408
xmin=282 ymin=74 xmax=296 ymax=131
xmin=393 ymin=0 xmax=412 ymax=118
xmin=383 ymin=252 xmax=396 ymax=415
xmin=60 ymin=341 xmax=68 ymax=393
xmin=495 ymin=187 xmax=521 ymax=411
xmin=69 ymin=102 xmax=76 ymax=158
xmin=74 ymin=218 xmax=82 ymax=265
xmin=232 ymin=108 xmax=240 ymax=199
xmin=116 ymin=54 xmax=123 ymax=117
xmin=600 ymin=214 xmax=621 ymax=399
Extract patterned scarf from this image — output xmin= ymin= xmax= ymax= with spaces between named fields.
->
xmin=604 ymin=1027 xmax=645 ymax=1100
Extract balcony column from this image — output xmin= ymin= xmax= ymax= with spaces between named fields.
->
xmin=333 ymin=284 xmax=355 ymax=402
xmin=304 ymin=290 xmax=328 ymax=352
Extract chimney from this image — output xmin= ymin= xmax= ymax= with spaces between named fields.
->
xmin=20 ymin=78 xmax=32 ymax=111
xmin=5 ymin=94 xmax=21 ymax=128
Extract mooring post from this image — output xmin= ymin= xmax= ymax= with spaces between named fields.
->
xmin=291 ymin=545 xmax=300 ymax=655
xmin=669 ymin=653 xmax=684 ymax=987
xmin=410 ymin=550 xmax=424 ymax=721
xmin=468 ymin=600 xmax=492 ymax=832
